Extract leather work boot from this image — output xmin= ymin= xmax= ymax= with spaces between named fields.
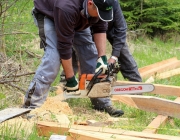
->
xmin=94 ymin=106 xmax=124 ymax=117
xmin=104 ymin=106 xmax=124 ymax=117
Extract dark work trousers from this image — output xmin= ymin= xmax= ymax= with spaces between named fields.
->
xmin=23 ymin=9 xmax=112 ymax=109
xmin=117 ymin=43 xmax=142 ymax=82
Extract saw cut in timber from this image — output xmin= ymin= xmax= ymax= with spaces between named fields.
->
xmin=37 ymin=121 xmax=180 ymax=140
xmin=138 ymin=57 xmax=180 ymax=79
xmin=112 ymin=95 xmax=180 ymax=119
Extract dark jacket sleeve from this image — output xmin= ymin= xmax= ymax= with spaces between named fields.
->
xmin=53 ymin=8 xmax=75 ymax=60
xmin=107 ymin=2 xmax=127 ymax=57
xmin=91 ymin=19 xmax=108 ymax=34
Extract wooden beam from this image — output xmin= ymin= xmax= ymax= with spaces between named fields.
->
xmin=37 ymin=121 xmax=180 ymax=140
xmin=113 ymin=80 xmax=180 ymax=97
xmin=150 ymin=83 xmax=180 ymax=96
xmin=142 ymin=97 xmax=180 ymax=134
xmin=142 ymin=115 xmax=168 ymax=134
xmin=138 ymin=57 xmax=180 ymax=79
xmin=112 ymin=95 xmax=180 ymax=118
xmin=67 ymin=129 xmax=152 ymax=140
xmin=139 ymin=57 xmax=178 ymax=74
xmin=155 ymin=68 xmax=180 ymax=80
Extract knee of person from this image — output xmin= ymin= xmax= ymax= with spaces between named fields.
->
xmin=39 ymin=74 xmax=57 ymax=84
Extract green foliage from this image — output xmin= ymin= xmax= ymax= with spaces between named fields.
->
xmin=1 ymin=0 xmax=37 ymax=58
xmin=0 ymin=93 xmax=6 ymax=99
xmin=119 ymin=0 xmax=142 ymax=30
xmin=119 ymin=0 xmax=180 ymax=38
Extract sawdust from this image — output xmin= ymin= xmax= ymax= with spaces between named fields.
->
xmin=28 ymin=96 xmax=73 ymax=122
xmin=31 ymin=96 xmax=73 ymax=115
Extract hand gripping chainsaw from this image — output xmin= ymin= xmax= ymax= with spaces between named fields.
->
xmin=63 ymin=64 xmax=155 ymax=99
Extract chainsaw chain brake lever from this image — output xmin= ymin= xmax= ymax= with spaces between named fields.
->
xmin=100 ymin=64 xmax=111 ymax=82
xmin=86 ymin=63 xmax=120 ymax=95
xmin=86 ymin=65 xmax=113 ymax=95
xmin=86 ymin=68 xmax=103 ymax=92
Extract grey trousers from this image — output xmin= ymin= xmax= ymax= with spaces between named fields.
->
xmin=23 ymin=10 xmax=112 ymax=109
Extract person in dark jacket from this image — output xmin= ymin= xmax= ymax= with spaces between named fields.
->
xmin=106 ymin=1 xmax=142 ymax=82
xmin=23 ymin=0 xmax=115 ymax=109
xmin=60 ymin=0 xmax=142 ymax=117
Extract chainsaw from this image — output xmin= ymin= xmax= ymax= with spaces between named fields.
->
xmin=63 ymin=64 xmax=154 ymax=99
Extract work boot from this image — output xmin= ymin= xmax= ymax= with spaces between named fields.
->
xmin=104 ymin=106 xmax=124 ymax=117
xmin=94 ymin=106 xmax=124 ymax=117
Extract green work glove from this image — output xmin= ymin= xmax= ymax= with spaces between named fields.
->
xmin=95 ymin=55 xmax=108 ymax=74
xmin=65 ymin=76 xmax=80 ymax=94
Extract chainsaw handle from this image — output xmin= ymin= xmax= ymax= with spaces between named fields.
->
xmin=86 ymin=68 xmax=103 ymax=91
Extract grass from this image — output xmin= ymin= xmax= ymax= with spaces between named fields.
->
xmin=1 ymin=1 xmax=180 ymax=139
xmin=1 ymin=37 xmax=180 ymax=139
xmin=0 ymin=122 xmax=47 ymax=140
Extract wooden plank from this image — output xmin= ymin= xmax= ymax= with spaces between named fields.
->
xmin=139 ymin=57 xmax=178 ymax=74
xmin=145 ymin=76 xmax=154 ymax=83
xmin=113 ymin=80 xmax=180 ymax=97
xmin=143 ymin=76 xmax=167 ymax=134
xmin=155 ymin=68 xmax=180 ymax=79
xmin=143 ymin=97 xmax=180 ymax=134
xmin=67 ymin=129 xmax=113 ymax=140
xmin=112 ymin=95 xmax=180 ymax=118
xmin=142 ymin=115 xmax=168 ymax=134
xmin=138 ymin=57 xmax=180 ymax=79
xmin=37 ymin=121 xmax=180 ymax=140
xmin=67 ymin=129 xmax=153 ymax=140
xmin=151 ymin=84 xmax=180 ymax=96
xmin=0 ymin=108 xmax=31 ymax=123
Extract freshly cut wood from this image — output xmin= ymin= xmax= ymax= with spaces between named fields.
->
xmin=107 ymin=117 xmax=135 ymax=123
xmin=142 ymin=97 xmax=180 ymax=134
xmin=155 ymin=68 xmax=180 ymax=79
xmin=37 ymin=121 xmax=180 ymax=140
xmin=138 ymin=57 xmax=180 ymax=78
xmin=86 ymin=120 xmax=98 ymax=124
xmin=67 ymin=129 xmax=152 ymax=140
xmin=145 ymin=76 xmax=154 ymax=83
xmin=112 ymin=95 xmax=180 ymax=118
xmin=113 ymin=80 xmax=180 ymax=97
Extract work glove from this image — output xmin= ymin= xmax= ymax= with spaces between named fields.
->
xmin=65 ymin=76 xmax=80 ymax=95
xmin=95 ymin=55 xmax=108 ymax=74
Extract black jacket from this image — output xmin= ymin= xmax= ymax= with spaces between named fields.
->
xmin=34 ymin=0 xmax=107 ymax=59
xmin=107 ymin=0 xmax=127 ymax=57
